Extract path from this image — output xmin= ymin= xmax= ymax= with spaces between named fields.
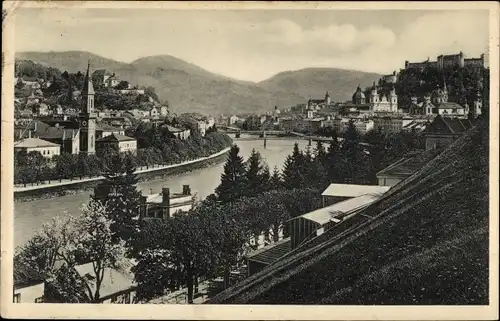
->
xmin=14 ymin=147 xmax=230 ymax=193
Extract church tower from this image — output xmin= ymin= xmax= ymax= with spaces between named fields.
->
xmin=325 ymin=91 xmax=331 ymax=106
xmin=79 ymin=61 xmax=97 ymax=154
xmin=369 ymin=81 xmax=379 ymax=104
xmin=388 ymin=84 xmax=398 ymax=112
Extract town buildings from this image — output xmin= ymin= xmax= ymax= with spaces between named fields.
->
xmin=95 ymin=133 xmax=137 ymax=154
xmin=139 ymin=186 xmax=194 ymax=220
xmin=14 ymin=136 xmax=61 ymax=159
xmin=13 ymin=280 xmax=45 ymax=303
xmin=17 ymin=120 xmax=81 ymax=154
xmin=307 ymin=92 xmax=332 ymax=110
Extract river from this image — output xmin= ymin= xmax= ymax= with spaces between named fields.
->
xmin=14 ymin=136 xmax=309 ymax=248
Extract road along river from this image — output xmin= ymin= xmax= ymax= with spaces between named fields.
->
xmin=14 ymin=136 xmax=308 ymax=248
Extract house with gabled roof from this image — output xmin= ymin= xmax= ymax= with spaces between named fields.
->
xmin=95 ymin=133 xmax=137 ymax=154
xmin=422 ymin=115 xmax=475 ymax=150
xmin=14 ymin=136 xmax=61 ymax=159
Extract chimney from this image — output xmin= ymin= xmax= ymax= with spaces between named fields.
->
xmin=162 ymin=187 xmax=170 ymax=205
xmin=182 ymin=185 xmax=191 ymax=195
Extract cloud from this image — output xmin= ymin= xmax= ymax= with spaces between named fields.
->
xmin=257 ymin=19 xmax=397 ymax=54
xmin=14 ymin=9 xmax=489 ymax=81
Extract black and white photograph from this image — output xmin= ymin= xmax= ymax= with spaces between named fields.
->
xmin=1 ymin=1 xmax=498 ymax=320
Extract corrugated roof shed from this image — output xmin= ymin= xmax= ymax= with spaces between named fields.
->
xmin=246 ymin=238 xmax=291 ymax=265
xmin=300 ymin=194 xmax=381 ymax=225
xmin=321 ymin=184 xmax=391 ymax=198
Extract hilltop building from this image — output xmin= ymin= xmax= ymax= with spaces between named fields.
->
xmin=408 ymin=81 xmax=478 ymax=118
xmin=405 ymin=52 xmax=485 ymax=71
xmin=382 ymin=71 xmax=398 ymax=84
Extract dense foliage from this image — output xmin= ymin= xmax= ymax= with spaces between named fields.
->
xmin=14 ymin=131 xmax=232 ymax=186
xmin=14 ymin=200 xmax=127 ymax=303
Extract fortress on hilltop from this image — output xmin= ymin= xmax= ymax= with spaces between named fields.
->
xmin=405 ymin=52 xmax=485 ymax=71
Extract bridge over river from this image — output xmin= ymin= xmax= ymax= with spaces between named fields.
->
xmin=219 ymin=126 xmax=337 ymax=144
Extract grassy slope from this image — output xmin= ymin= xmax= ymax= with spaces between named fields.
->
xmin=209 ymin=117 xmax=489 ymax=305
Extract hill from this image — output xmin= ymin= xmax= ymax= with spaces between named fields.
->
xmin=15 ymin=51 xmax=380 ymax=115
xmin=257 ymin=67 xmax=381 ymax=103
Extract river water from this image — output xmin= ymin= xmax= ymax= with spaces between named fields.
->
xmin=14 ymin=136 xmax=308 ymax=248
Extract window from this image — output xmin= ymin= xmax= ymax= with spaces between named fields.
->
xmin=35 ymin=296 xmax=44 ymax=303
xmin=123 ymin=292 xmax=131 ymax=304
xmin=13 ymin=293 xmax=21 ymax=303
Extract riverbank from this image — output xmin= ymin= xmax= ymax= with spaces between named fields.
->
xmin=14 ymin=147 xmax=230 ymax=203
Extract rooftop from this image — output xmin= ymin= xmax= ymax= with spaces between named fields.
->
xmin=299 ymin=194 xmax=381 ymax=225
xmin=321 ymin=184 xmax=391 ymax=198
xmin=96 ymin=123 xmax=123 ymax=131
xmin=246 ymin=238 xmax=292 ymax=265
xmin=376 ymin=148 xmax=443 ymax=178
xmin=14 ymin=137 xmax=60 ymax=148
xmin=96 ymin=133 xmax=136 ymax=142
xmin=423 ymin=115 xmax=476 ymax=135
xmin=75 ymin=262 xmax=135 ymax=300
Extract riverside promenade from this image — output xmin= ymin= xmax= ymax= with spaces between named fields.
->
xmin=14 ymin=147 xmax=231 ymax=193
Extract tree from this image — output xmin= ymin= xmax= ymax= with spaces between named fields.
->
xmin=95 ymin=153 xmax=141 ymax=244
xmin=144 ymin=86 xmax=159 ymax=102
xmin=115 ymin=80 xmax=130 ymax=90
xmin=75 ymin=154 xmax=90 ymax=179
xmin=282 ymin=143 xmax=305 ymax=189
xmin=314 ymin=140 xmax=327 ymax=164
xmin=133 ymin=210 xmax=217 ymax=303
xmin=14 ymin=200 xmax=126 ymax=303
xmin=75 ymin=200 xmax=127 ymax=302
xmin=215 ymin=144 xmax=247 ymax=203
xmin=244 ymin=149 xmax=266 ymax=197
xmin=269 ymin=166 xmax=283 ymax=191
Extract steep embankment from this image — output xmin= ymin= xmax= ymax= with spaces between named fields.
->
xmin=209 ymin=118 xmax=489 ymax=305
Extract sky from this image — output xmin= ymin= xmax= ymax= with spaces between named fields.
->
xmin=14 ymin=8 xmax=490 ymax=82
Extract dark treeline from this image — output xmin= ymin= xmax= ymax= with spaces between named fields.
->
xmin=14 ymin=130 xmax=232 ymax=187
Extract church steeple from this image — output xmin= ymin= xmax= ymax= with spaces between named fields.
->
xmin=79 ymin=60 xmax=96 ymax=155
xmin=82 ymin=60 xmax=95 ymax=96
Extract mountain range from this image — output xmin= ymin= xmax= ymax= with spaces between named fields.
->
xmin=16 ymin=51 xmax=381 ymax=115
